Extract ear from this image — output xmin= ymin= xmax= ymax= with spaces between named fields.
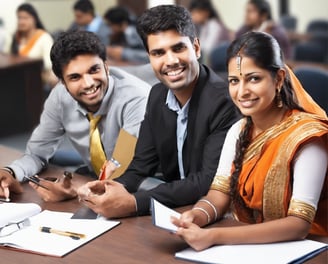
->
xmin=104 ymin=60 xmax=110 ymax=75
xmin=276 ymin=68 xmax=286 ymax=88
xmin=193 ymin=38 xmax=201 ymax=59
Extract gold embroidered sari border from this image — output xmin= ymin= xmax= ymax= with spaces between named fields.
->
xmin=210 ymin=175 xmax=231 ymax=195
xmin=288 ymin=199 xmax=316 ymax=223
xmin=263 ymin=117 xmax=328 ymax=220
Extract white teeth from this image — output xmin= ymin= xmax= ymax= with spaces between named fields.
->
xmin=167 ymin=69 xmax=183 ymax=76
xmin=85 ymin=87 xmax=97 ymax=95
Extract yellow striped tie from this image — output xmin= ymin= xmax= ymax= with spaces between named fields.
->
xmin=88 ymin=113 xmax=106 ymax=175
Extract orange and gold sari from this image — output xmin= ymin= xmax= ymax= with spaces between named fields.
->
xmin=18 ymin=29 xmax=45 ymax=57
xmin=212 ymin=67 xmax=328 ymax=236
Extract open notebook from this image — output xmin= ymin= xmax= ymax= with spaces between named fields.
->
xmin=0 ymin=202 xmax=119 ymax=257
xmin=150 ymin=198 xmax=328 ymax=264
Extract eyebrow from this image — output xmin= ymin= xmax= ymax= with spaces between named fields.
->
xmin=149 ymin=41 xmax=186 ymax=53
xmin=228 ymin=71 xmax=261 ymax=78
xmin=65 ymin=63 xmax=101 ymax=78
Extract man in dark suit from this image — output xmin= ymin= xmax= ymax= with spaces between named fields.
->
xmin=77 ymin=5 xmax=239 ymax=218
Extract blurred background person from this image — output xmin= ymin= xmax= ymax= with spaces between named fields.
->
xmin=0 ymin=18 xmax=7 ymax=52
xmin=189 ymin=0 xmax=230 ymax=64
xmin=235 ymin=0 xmax=292 ymax=59
xmin=68 ymin=0 xmax=110 ymax=46
xmin=104 ymin=6 xmax=148 ymax=64
xmin=5 ymin=3 xmax=57 ymax=89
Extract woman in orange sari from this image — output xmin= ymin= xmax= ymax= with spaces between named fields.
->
xmin=173 ymin=31 xmax=328 ymax=251
xmin=8 ymin=3 xmax=57 ymax=88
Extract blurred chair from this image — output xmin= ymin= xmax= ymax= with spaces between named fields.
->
xmin=293 ymin=41 xmax=326 ymax=63
xmin=306 ymin=19 xmax=328 ymax=62
xmin=294 ymin=67 xmax=328 ymax=114
xmin=209 ymin=42 xmax=230 ymax=73
xmin=280 ymin=15 xmax=297 ymax=32
xmin=307 ymin=19 xmax=328 ymax=34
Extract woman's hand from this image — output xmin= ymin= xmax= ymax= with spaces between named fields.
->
xmin=175 ymin=221 xmax=213 ymax=251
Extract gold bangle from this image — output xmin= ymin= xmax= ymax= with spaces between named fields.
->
xmin=192 ymin=207 xmax=211 ymax=224
xmin=199 ymin=199 xmax=218 ymax=221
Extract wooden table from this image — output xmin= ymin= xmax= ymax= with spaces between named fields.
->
xmin=0 ymin=145 xmax=327 ymax=263
xmin=0 ymin=53 xmax=43 ymax=136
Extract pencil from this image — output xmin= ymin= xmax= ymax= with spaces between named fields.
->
xmin=39 ymin=226 xmax=86 ymax=240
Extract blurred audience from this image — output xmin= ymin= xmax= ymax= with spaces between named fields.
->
xmin=0 ymin=18 xmax=6 ymax=52
xmin=189 ymin=0 xmax=230 ymax=64
xmin=104 ymin=6 xmax=148 ymax=64
xmin=68 ymin=0 xmax=110 ymax=46
xmin=235 ymin=0 xmax=292 ymax=59
xmin=4 ymin=3 xmax=57 ymax=88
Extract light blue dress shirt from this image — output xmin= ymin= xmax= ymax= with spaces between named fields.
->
xmin=166 ymin=90 xmax=190 ymax=179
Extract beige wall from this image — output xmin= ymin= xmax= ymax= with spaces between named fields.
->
xmin=28 ymin=0 xmax=117 ymax=33
xmin=0 ymin=0 xmax=117 ymax=35
xmin=1 ymin=0 xmax=327 ymax=35
xmin=214 ymin=0 xmax=328 ymax=33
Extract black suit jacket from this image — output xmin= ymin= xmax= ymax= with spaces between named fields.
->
xmin=116 ymin=64 xmax=240 ymax=214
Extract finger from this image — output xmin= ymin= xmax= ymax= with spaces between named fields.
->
xmin=171 ymin=216 xmax=181 ymax=227
xmin=3 ymin=186 xmax=10 ymax=200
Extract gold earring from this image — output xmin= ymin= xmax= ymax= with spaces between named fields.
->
xmin=276 ymin=88 xmax=283 ymax=108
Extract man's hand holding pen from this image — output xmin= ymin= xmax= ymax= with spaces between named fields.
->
xmin=28 ymin=172 xmax=77 ymax=202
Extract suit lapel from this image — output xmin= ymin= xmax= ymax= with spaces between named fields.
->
xmin=183 ymin=65 xmax=209 ymax=174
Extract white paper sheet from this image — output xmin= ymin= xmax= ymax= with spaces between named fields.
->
xmin=175 ymin=239 xmax=328 ymax=264
xmin=151 ymin=198 xmax=181 ymax=232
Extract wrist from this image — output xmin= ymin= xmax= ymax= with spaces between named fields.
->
xmin=1 ymin=167 xmax=16 ymax=179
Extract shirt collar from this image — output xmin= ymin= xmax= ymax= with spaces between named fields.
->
xmin=86 ymin=15 xmax=102 ymax=33
xmin=166 ymin=89 xmax=190 ymax=116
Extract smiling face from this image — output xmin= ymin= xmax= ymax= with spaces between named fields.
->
xmin=147 ymin=29 xmax=201 ymax=93
xmin=62 ymin=54 xmax=109 ymax=113
xmin=228 ymin=55 xmax=284 ymax=120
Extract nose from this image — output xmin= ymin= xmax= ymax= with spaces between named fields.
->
xmin=237 ymin=81 xmax=251 ymax=98
xmin=165 ymin=51 xmax=179 ymax=66
xmin=82 ymin=74 xmax=95 ymax=88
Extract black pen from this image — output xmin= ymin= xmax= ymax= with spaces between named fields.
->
xmin=25 ymin=175 xmax=49 ymax=190
xmin=39 ymin=226 xmax=86 ymax=240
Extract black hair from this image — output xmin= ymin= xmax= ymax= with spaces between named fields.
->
xmin=136 ymin=5 xmax=196 ymax=52
xmin=189 ymin=0 xmax=219 ymax=20
xmin=249 ymin=0 xmax=272 ymax=20
xmin=50 ymin=30 xmax=106 ymax=80
xmin=226 ymin=31 xmax=303 ymax=205
xmin=104 ymin=6 xmax=130 ymax=25
xmin=73 ymin=0 xmax=95 ymax=16
xmin=11 ymin=3 xmax=45 ymax=54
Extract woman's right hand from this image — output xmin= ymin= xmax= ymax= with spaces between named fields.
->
xmin=171 ymin=209 xmax=198 ymax=229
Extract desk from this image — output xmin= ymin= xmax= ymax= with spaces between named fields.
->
xmin=0 ymin=53 xmax=43 ymax=136
xmin=0 ymin=145 xmax=327 ymax=263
